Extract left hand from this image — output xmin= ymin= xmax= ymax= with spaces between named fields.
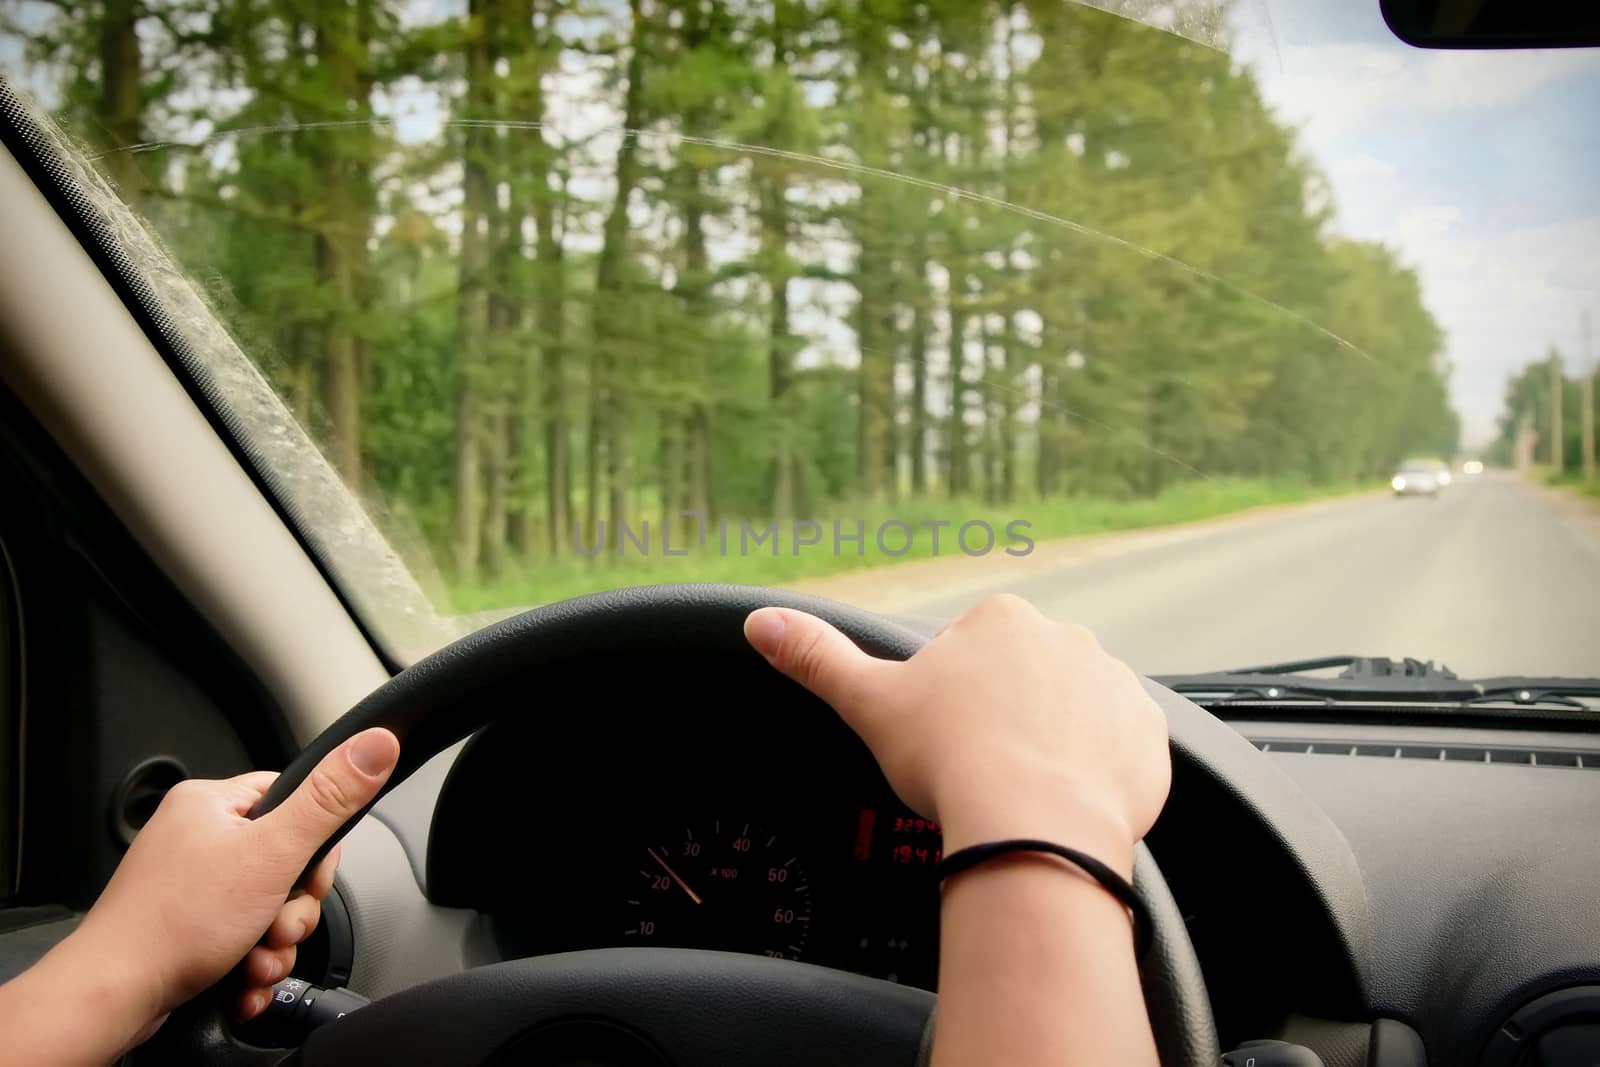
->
xmin=7 ymin=728 xmax=400 ymax=1061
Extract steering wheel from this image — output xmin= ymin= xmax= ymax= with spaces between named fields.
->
xmin=177 ymin=585 xmax=1219 ymax=1065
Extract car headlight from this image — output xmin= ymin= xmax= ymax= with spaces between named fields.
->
xmin=1392 ymin=476 xmax=1406 ymax=490
xmin=1437 ymin=472 xmax=1451 ymax=485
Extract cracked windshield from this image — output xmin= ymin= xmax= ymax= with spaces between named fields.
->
xmin=3 ymin=0 xmax=1598 ymax=677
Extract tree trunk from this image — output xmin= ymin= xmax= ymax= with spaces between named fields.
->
xmin=482 ymin=406 xmax=510 ymax=573
xmin=453 ymin=0 xmax=495 ymax=576
xmin=96 ymin=0 xmax=145 ymax=211
xmin=537 ymin=174 xmax=570 ymax=554
xmin=762 ymin=168 xmax=795 ymax=517
xmin=1551 ymin=351 xmax=1565 ymax=473
xmin=592 ymin=0 xmax=647 ymax=541
xmin=485 ymin=212 xmax=523 ymax=575
xmin=687 ymin=406 xmax=712 ymax=526
xmin=584 ymin=358 xmax=601 ymax=544
xmin=947 ymin=284 xmax=969 ymax=496
xmin=312 ymin=0 xmax=374 ymax=488
xmin=998 ymin=311 xmax=1017 ymax=502
xmin=853 ymin=19 xmax=895 ymax=503
xmin=982 ymin=323 xmax=1000 ymax=503
xmin=659 ymin=415 xmax=682 ymax=532
xmin=490 ymin=0 xmax=567 ymax=557
xmin=1037 ymin=312 xmax=1063 ymax=497
xmin=907 ymin=223 xmax=930 ymax=495
xmin=997 ymin=10 xmax=1019 ymax=504
xmin=1583 ymin=311 xmax=1595 ymax=483
xmin=317 ymin=235 xmax=364 ymax=484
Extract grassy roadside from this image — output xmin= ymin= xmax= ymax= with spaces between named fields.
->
xmin=1533 ymin=466 xmax=1600 ymax=501
xmin=445 ymin=477 xmax=1374 ymax=613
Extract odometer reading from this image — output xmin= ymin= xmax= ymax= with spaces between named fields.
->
xmin=625 ymin=820 xmax=811 ymax=961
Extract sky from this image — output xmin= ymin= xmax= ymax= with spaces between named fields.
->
xmin=1224 ymin=0 xmax=1600 ymax=446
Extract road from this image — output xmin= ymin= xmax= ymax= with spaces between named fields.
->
xmin=791 ymin=473 xmax=1600 ymax=679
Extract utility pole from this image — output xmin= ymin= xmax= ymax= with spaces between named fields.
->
xmin=1516 ymin=410 xmax=1536 ymax=471
xmin=1551 ymin=348 xmax=1564 ymax=474
xmin=1583 ymin=310 xmax=1595 ymax=483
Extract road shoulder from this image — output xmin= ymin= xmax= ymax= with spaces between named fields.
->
xmin=1519 ymin=477 xmax=1600 ymax=556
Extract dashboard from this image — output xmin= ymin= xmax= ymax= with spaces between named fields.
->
xmin=425 ymin=663 xmax=947 ymax=990
xmin=494 ymin=804 xmax=942 ymax=989
xmin=420 ymin=648 xmax=1369 ymax=1050
xmin=360 ymin=639 xmax=1600 ymax=1067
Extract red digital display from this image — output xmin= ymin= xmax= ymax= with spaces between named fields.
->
xmin=857 ymin=808 xmax=944 ymax=865
xmin=890 ymin=844 xmax=942 ymax=865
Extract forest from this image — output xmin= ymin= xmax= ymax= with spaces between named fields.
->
xmin=3 ymin=0 xmax=1461 ymax=605
xmin=1488 ymin=344 xmax=1598 ymax=484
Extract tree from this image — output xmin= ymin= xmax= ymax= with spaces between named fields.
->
xmin=3 ymin=0 xmax=1465 ymax=597
xmin=588 ymin=0 xmax=648 ymax=540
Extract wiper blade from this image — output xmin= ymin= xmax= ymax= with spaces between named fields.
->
xmin=1463 ymin=679 xmax=1600 ymax=709
xmin=1153 ymin=657 xmax=1600 ymax=711
xmin=1155 ymin=655 xmax=1464 ymax=702
xmin=1191 ymin=654 xmax=1459 ymax=680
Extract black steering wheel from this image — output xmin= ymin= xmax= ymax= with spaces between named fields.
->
xmin=183 ymin=585 xmax=1219 ymax=1065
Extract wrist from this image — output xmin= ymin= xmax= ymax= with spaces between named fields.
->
xmin=44 ymin=924 xmax=167 ymax=1055
xmin=934 ymin=769 xmax=1138 ymax=879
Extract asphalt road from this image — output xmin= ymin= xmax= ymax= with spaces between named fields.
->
xmin=808 ymin=473 xmax=1600 ymax=679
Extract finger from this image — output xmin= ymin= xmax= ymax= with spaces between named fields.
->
xmin=262 ymin=728 xmax=400 ymax=861
xmin=304 ymin=844 xmax=341 ymax=901
xmin=264 ymin=894 xmax=323 ymax=949
xmin=744 ymin=608 xmax=894 ymax=714
xmin=222 ymin=771 xmax=283 ymax=813
xmin=970 ymin=591 xmax=1045 ymax=623
xmin=237 ymin=987 xmax=271 ymax=1022
xmin=242 ymin=943 xmax=297 ymax=986
xmin=232 ymin=771 xmax=282 ymax=794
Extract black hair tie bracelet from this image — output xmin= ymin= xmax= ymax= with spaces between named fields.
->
xmin=937 ymin=838 xmax=1152 ymax=957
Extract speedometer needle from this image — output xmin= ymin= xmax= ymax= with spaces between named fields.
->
xmin=647 ymin=847 xmax=704 ymax=905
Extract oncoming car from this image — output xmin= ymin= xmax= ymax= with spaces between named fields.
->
xmin=1391 ymin=461 xmax=1443 ymax=497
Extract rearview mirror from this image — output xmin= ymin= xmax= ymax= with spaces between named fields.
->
xmin=1381 ymin=0 xmax=1600 ymax=49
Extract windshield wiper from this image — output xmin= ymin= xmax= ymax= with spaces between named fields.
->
xmin=1153 ymin=656 xmax=1600 ymax=711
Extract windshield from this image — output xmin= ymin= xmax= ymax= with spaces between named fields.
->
xmin=3 ymin=0 xmax=1597 ymax=679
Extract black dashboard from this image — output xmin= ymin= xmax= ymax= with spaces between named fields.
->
xmin=429 ymin=686 xmax=946 ymax=990
xmin=420 ymin=648 xmax=1374 ymax=1052
xmin=275 ymin=582 xmax=1600 ymax=1067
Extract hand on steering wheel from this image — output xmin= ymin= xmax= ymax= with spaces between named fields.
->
xmin=744 ymin=594 xmax=1170 ymax=871
xmin=745 ymin=595 xmax=1170 ymax=1065
xmin=1 ymin=585 xmax=1217 ymax=1067
xmin=0 ymin=729 xmax=399 ymax=1066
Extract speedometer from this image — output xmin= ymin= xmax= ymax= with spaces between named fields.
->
xmin=624 ymin=820 xmax=812 ymax=962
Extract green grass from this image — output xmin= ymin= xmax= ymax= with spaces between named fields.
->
xmin=1533 ymin=465 xmax=1600 ymax=499
xmin=444 ymin=477 xmax=1374 ymax=614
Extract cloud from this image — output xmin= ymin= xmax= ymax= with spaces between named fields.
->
xmin=1330 ymin=153 xmax=1396 ymax=180
xmin=1240 ymin=40 xmax=1596 ymax=149
xmin=1393 ymin=203 xmax=1462 ymax=245
xmin=1414 ymin=50 xmax=1595 ymax=112
xmin=1393 ymin=212 xmax=1600 ymax=445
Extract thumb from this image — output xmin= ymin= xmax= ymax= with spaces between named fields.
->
xmin=266 ymin=727 xmax=400 ymax=854
xmin=744 ymin=608 xmax=892 ymax=713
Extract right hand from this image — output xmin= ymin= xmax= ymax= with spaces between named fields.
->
xmin=743 ymin=594 xmax=1170 ymax=872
